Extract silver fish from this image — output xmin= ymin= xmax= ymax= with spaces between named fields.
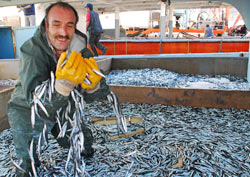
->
xmin=48 ymin=82 xmax=52 ymax=102
xmin=107 ymin=91 xmax=128 ymax=134
xmin=92 ymin=69 xmax=106 ymax=78
xmin=65 ymin=147 xmax=72 ymax=172
xmin=42 ymin=122 xmax=48 ymax=146
xmin=59 ymin=50 xmax=71 ymax=68
xmin=37 ymin=84 xmax=47 ymax=100
xmin=84 ymin=77 xmax=92 ymax=85
xmin=31 ymin=105 xmax=35 ymax=129
xmin=11 ymin=159 xmax=26 ymax=173
xmin=79 ymin=131 xmax=84 ymax=152
xmin=33 ymin=93 xmax=49 ymax=117
xmin=38 ymin=133 xmax=42 ymax=155
xmin=50 ymin=71 xmax=55 ymax=93
xmin=29 ymin=139 xmax=34 ymax=156
xmin=57 ymin=121 xmax=68 ymax=139
xmin=56 ymin=116 xmax=62 ymax=132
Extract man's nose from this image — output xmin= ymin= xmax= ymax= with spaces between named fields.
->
xmin=59 ymin=25 xmax=68 ymax=36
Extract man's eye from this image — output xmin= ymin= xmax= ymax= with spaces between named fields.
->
xmin=53 ymin=24 xmax=60 ymax=27
xmin=67 ymin=25 xmax=74 ymax=28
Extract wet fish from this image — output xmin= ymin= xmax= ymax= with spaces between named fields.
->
xmin=11 ymin=159 xmax=26 ymax=173
xmin=31 ymin=105 xmax=35 ymax=129
xmin=33 ymin=93 xmax=49 ymax=117
xmin=2 ymin=69 xmax=250 ymax=176
xmin=51 ymin=71 xmax=55 ymax=94
xmin=92 ymin=69 xmax=106 ymax=78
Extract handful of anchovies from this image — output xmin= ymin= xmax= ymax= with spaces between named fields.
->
xmin=107 ymin=91 xmax=128 ymax=135
xmin=13 ymin=70 xmax=128 ymax=176
xmin=26 ymin=71 xmax=89 ymax=176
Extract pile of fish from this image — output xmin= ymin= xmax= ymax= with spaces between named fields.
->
xmin=106 ymin=68 xmax=250 ymax=90
xmin=0 ymin=68 xmax=250 ymax=176
xmin=0 ymin=79 xmax=16 ymax=87
xmin=1 ymin=68 xmax=250 ymax=90
xmin=1 ymin=101 xmax=250 ymax=176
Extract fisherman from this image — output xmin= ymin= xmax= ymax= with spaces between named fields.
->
xmin=19 ymin=4 xmax=36 ymax=26
xmin=204 ymin=24 xmax=214 ymax=38
xmin=8 ymin=2 xmax=110 ymax=176
xmin=85 ymin=2 xmax=107 ymax=56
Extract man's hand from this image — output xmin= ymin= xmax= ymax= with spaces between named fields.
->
xmin=55 ymin=51 xmax=87 ymax=96
xmin=81 ymin=57 xmax=102 ymax=92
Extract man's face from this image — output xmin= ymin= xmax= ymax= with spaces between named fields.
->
xmin=45 ymin=5 xmax=76 ymax=54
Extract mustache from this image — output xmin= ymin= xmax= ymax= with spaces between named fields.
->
xmin=56 ymin=35 xmax=70 ymax=40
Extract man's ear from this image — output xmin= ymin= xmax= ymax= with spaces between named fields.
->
xmin=45 ymin=21 xmax=48 ymax=32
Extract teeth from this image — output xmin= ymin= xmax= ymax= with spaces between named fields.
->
xmin=58 ymin=38 xmax=66 ymax=42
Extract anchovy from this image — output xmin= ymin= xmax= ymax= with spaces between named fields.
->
xmin=28 ymin=139 xmax=34 ymax=162
xmin=56 ymin=116 xmax=62 ymax=132
xmin=11 ymin=159 xmax=26 ymax=173
xmin=92 ymin=69 xmax=106 ymax=78
xmin=31 ymin=105 xmax=35 ymax=129
xmin=73 ymin=89 xmax=82 ymax=98
xmin=33 ymin=93 xmax=49 ymax=117
xmin=28 ymin=138 xmax=38 ymax=177
xmin=84 ymin=77 xmax=92 ymax=85
xmin=65 ymin=147 xmax=72 ymax=172
xmin=50 ymin=71 xmax=55 ymax=93
xmin=31 ymin=158 xmax=38 ymax=177
xmin=38 ymin=133 xmax=42 ymax=155
xmin=121 ymin=115 xmax=128 ymax=133
xmin=57 ymin=121 xmax=68 ymax=139
xmin=37 ymin=84 xmax=47 ymax=100
xmin=48 ymin=82 xmax=52 ymax=102
xmin=65 ymin=112 xmax=73 ymax=127
xmin=71 ymin=90 xmax=77 ymax=103
xmin=59 ymin=50 xmax=71 ymax=68
xmin=67 ymin=100 xmax=71 ymax=113
xmin=107 ymin=91 xmax=128 ymax=134
xmin=43 ymin=122 xmax=48 ymax=146
xmin=79 ymin=131 xmax=84 ymax=152
xmin=125 ymin=161 xmax=134 ymax=177
xmin=33 ymin=101 xmax=41 ymax=118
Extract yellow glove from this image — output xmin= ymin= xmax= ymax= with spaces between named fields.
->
xmin=55 ymin=51 xmax=87 ymax=96
xmin=81 ymin=57 xmax=102 ymax=92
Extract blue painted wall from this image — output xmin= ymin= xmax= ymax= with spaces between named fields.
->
xmin=14 ymin=26 xmax=37 ymax=59
xmin=0 ymin=27 xmax=15 ymax=59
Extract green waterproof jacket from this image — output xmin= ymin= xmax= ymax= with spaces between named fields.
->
xmin=8 ymin=19 xmax=110 ymax=123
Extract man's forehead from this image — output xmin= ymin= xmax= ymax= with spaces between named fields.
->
xmin=48 ymin=5 xmax=76 ymax=23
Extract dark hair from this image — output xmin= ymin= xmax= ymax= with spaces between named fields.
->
xmin=85 ymin=3 xmax=93 ymax=11
xmin=45 ymin=2 xmax=79 ymax=25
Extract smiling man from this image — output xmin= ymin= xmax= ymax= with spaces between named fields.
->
xmin=45 ymin=3 xmax=77 ymax=57
xmin=8 ymin=2 xmax=110 ymax=176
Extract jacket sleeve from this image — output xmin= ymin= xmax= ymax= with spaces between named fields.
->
xmin=82 ymin=78 xmax=111 ymax=103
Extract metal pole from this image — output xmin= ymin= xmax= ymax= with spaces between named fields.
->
xmin=168 ymin=4 xmax=174 ymax=39
xmin=115 ymin=6 xmax=120 ymax=39
xmin=247 ymin=40 xmax=250 ymax=82
xmin=160 ymin=2 xmax=166 ymax=40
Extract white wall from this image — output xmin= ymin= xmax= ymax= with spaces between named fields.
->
xmin=36 ymin=3 xmax=87 ymax=34
xmin=0 ymin=4 xmax=87 ymax=34
xmin=100 ymin=11 xmax=150 ymax=29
